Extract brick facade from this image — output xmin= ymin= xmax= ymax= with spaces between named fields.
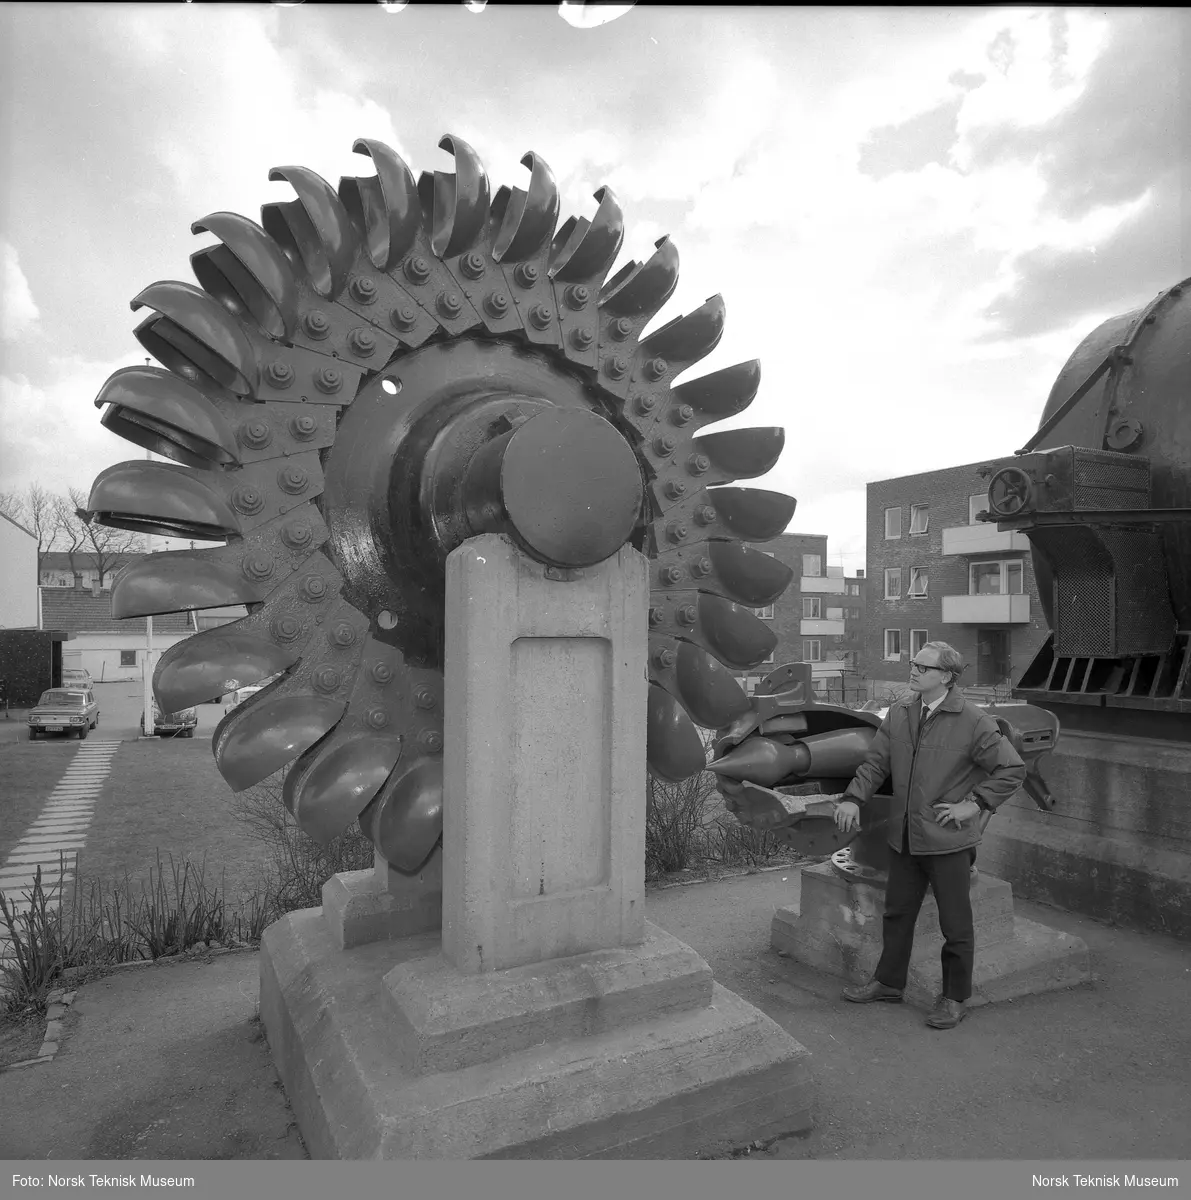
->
xmin=861 ymin=459 xmax=1050 ymax=700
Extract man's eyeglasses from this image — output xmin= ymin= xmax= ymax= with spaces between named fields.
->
xmin=910 ymin=661 xmax=942 ymax=674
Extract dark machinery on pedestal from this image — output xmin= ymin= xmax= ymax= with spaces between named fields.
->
xmin=986 ymin=277 xmax=1191 ymax=732
xmin=78 ymin=135 xmax=798 ymax=873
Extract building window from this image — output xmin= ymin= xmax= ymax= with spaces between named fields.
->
xmin=846 ymin=582 xmax=861 ymax=596
xmin=884 ymin=568 xmax=901 ymax=600
xmin=884 ymin=629 xmax=902 ymax=660
xmin=760 ymin=648 xmax=775 ymax=665
xmin=803 ymin=596 xmax=821 ymax=619
xmin=970 ymin=559 xmax=1025 ymax=595
xmin=804 ymin=639 xmax=822 ymax=662
xmin=802 ymin=553 xmax=821 ymax=577
xmin=120 ymin=650 xmax=137 ymax=667
xmin=969 ymin=493 xmax=991 ymax=524
xmin=885 ymin=507 xmax=902 ymax=539
xmin=910 ymin=504 xmax=929 ymax=536
xmin=908 ymin=566 xmax=928 ymax=597
xmin=753 ymin=603 xmax=775 ymax=620
xmin=910 ymin=629 xmax=928 ymax=657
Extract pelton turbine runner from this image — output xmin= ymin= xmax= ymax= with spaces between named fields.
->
xmin=80 ymin=135 xmax=796 ymax=874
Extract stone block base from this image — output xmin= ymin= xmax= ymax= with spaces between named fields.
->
xmin=771 ymin=862 xmax=1091 ymax=1010
xmin=261 ymin=908 xmax=813 ymax=1159
xmin=321 ymin=851 xmax=442 ymax=950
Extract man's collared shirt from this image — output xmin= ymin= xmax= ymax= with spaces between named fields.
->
xmin=921 ymin=693 xmax=946 ymax=722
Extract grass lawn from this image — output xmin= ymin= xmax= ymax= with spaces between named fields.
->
xmin=0 ymin=741 xmax=80 ymax=865
xmin=72 ymin=740 xmax=272 ymax=915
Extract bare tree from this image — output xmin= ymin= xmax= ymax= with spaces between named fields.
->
xmin=68 ymin=487 xmax=145 ymax=587
xmin=1 ymin=484 xmax=61 ymax=578
xmin=54 ymin=491 xmax=89 ymax=584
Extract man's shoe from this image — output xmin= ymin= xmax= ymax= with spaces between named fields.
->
xmin=841 ymin=979 xmax=904 ymax=1004
xmin=925 ymin=995 xmax=967 ymax=1029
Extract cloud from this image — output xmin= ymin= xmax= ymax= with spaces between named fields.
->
xmin=0 ymin=353 xmax=148 ymax=498
xmin=965 ymin=9 xmax=1189 ymax=337
xmin=857 ymin=97 xmax=964 ymax=180
xmin=1 ymin=242 xmax=40 ymax=342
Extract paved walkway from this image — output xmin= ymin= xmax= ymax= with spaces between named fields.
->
xmin=1 ymin=870 xmax=1188 ymax=1160
xmin=0 ymin=740 xmax=120 ymax=965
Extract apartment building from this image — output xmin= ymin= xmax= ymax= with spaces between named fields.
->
xmin=861 ymin=459 xmax=1050 ymax=699
xmin=734 ymin=532 xmax=867 ymax=699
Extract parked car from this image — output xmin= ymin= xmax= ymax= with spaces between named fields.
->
xmin=222 ymin=685 xmax=263 ymax=717
xmin=140 ymin=698 xmax=199 ymax=738
xmin=61 ymin=667 xmax=94 ymax=689
xmin=28 ymin=688 xmax=100 ymax=740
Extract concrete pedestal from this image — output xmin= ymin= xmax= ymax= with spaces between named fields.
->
xmin=977 ymin=730 xmax=1191 ymax=939
xmin=260 ymin=537 xmax=813 ymax=1158
xmin=771 ymin=862 xmax=1091 ymax=1009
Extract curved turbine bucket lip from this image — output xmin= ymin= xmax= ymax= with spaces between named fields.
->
xmin=95 ymin=365 xmax=240 ymax=469
xmin=361 ymin=755 xmax=444 ymax=873
xmin=549 ymin=185 xmax=624 ymax=282
xmin=131 ymin=281 xmax=259 ymax=397
xmin=492 ymin=150 xmax=559 ymax=264
xmin=154 ymin=628 xmax=296 ymax=711
xmin=190 ymin=210 xmax=300 ymax=340
xmin=285 ymin=732 xmax=404 ymax=844
xmin=109 ymin=553 xmax=266 ymax=619
xmin=83 ymin=460 xmax=240 ymax=546
xmin=215 ymin=693 xmax=346 ymax=793
xmin=346 ymin=138 xmax=422 ymax=270
xmin=267 ymin=165 xmax=358 ymax=298
xmin=429 ymin=133 xmax=491 ymax=260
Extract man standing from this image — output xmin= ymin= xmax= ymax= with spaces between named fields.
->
xmin=833 ymin=641 xmax=1025 ymax=1028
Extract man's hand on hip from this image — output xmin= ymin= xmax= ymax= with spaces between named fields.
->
xmin=834 ymin=800 xmax=861 ymax=832
xmin=934 ymin=798 xmax=982 ymax=827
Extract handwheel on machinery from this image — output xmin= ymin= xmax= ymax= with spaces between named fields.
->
xmin=987 ymin=466 xmax=1035 ymax=517
xmin=78 ymin=134 xmax=798 ymax=874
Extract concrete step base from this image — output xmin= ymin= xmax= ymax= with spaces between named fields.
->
xmin=260 ymin=907 xmax=814 ymax=1160
xmin=771 ymin=863 xmax=1091 ymax=1010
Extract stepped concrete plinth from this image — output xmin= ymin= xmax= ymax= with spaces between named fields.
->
xmin=260 ymin=537 xmax=814 ymax=1159
xmin=771 ymin=862 xmax=1091 ymax=1009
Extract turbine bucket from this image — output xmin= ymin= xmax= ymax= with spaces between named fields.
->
xmin=429 ymin=134 xmax=491 ymax=259
xmin=189 ymin=211 xmax=300 ymax=340
xmin=95 ymin=366 xmax=240 ymax=469
xmin=691 ymin=427 xmax=785 ymax=484
xmin=492 ymin=151 xmax=559 ymax=263
xmin=343 ymin=139 xmax=422 ymax=271
xmin=671 ymin=359 xmax=761 ymax=423
xmin=266 ymin=164 xmax=358 ymax=297
xmin=548 ymin=185 xmax=623 ymax=282
xmin=359 ymin=756 xmax=444 ymax=873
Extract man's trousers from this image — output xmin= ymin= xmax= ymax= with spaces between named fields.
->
xmin=873 ymin=833 xmax=976 ymax=1003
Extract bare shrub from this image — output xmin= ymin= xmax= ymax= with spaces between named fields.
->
xmin=645 ymin=769 xmax=719 ymax=878
xmin=230 ymin=773 xmax=375 ymax=916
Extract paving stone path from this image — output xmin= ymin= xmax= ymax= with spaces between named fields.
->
xmin=0 ymin=740 xmax=120 ymax=965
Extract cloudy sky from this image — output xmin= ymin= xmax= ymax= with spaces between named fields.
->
xmin=1 ymin=4 xmax=1186 ymax=571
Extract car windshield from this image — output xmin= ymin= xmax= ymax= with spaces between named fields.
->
xmin=40 ymin=691 xmax=84 ymax=706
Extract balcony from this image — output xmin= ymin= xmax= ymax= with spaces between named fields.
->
xmin=800 ymin=576 xmax=846 ymax=594
xmin=941 ymin=594 xmax=1031 ymax=624
xmin=801 ymin=619 xmax=846 ymax=636
xmin=942 ymin=524 xmax=1032 ymax=556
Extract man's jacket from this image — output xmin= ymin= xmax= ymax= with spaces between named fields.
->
xmin=842 ymin=687 xmax=1026 ymax=855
